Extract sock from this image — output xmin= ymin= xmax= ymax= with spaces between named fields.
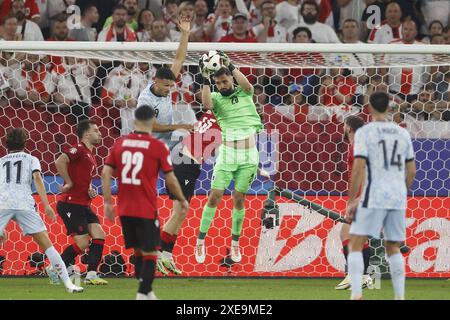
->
xmin=133 ymin=251 xmax=143 ymax=280
xmin=362 ymin=244 xmax=371 ymax=275
xmin=87 ymin=239 xmax=105 ymax=272
xmin=348 ymin=251 xmax=364 ymax=298
xmin=387 ymin=253 xmax=405 ymax=300
xmin=45 ymin=246 xmax=72 ymax=287
xmin=342 ymin=240 xmax=349 ymax=273
xmin=198 ymin=205 xmax=217 ymax=240
xmin=160 ymin=230 xmax=177 ymax=253
xmin=61 ymin=243 xmax=83 ymax=267
xmin=138 ymin=255 xmax=157 ymax=295
xmin=231 ymin=208 xmax=245 ymax=242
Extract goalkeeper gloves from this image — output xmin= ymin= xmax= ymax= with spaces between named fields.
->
xmin=216 ymin=50 xmax=235 ymax=72
xmin=199 ymin=54 xmax=212 ymax=85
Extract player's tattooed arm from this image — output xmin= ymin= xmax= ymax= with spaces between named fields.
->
xmin=55 ymin=154 xmax=73 ymax=192
xmin=346 ymin=158 xmax=366 ymax=222
xmin=101 ymin=165 xmax=115 ymax=222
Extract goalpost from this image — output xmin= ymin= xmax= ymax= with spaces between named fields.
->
xmin=0 ymin=42 xmax=449 ymax=278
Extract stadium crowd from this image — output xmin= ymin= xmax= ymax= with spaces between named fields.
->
xmin=0 ymin=0 xmax=449 ymax=132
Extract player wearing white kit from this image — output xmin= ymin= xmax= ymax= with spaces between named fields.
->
xmin=0 ymin=128 xmax=83 ymax=293
xmin=346 ymin=92 xmax=416 ymax=300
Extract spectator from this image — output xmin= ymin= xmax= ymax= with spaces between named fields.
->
xmin=97 ymin=4 xmax=137 ymax=42
xmin=0 ymin=14 xmax=21 ymax=41
xmin=163 ymin=0 xmax=179 ymax=32
xmin=149 ymin=19 xmax=171 ymax=42
xmin=136 ymin=9 xmax=155 ymax=41
xmin=49 ymin=57 xmax=94 ymax=122
xmin=410 ymin=85 xmax=443 ymax=121
xmin=69 ymin=4 xmax=99 ymax=42
xmin=169 ymin=1 xmax=195 ymax=41
xmin=394 ymin=0 xmax=423 ymax=32
xmin=219 ymin=13 xmax=257 ymax=42
xmin=276 ymin=0 xmax=300 ymax=30
xmin=360 ymin=0 xmax=386 ymax=41
xmin=287 ymin=0 xmax=340 ymax=43
xmin=0 ymin=0 xmax=40 ymax=25
xmin=384 ymin=20 xmax=430 ymax=103
xmin=252 ymin=0 xmax=287 ymax=43
xmin=136 ymin=0 xmax=162 ymax=18
xmin=339 ymin=19 xmax=375 ymax=107
xmin=368 ymin=2 xmax=402 ymax=44
xmin=443 ymin=26 xmax=450 ymax=44
xmin=419 ymin=0 xmax=449 ymax=36
xmin=319 ymin=71 xmax=356 ymax=111
xmin=430 ymin=33 xmax=445 ymax=45
xmin=104 ymin=0 xmax=139 ymax=31
xmin=205 ymin=0 xmax=234 ymax=42
xmin=253 ymin=84 xmax=268 ymax=109
xmin=190 ymin=0 xmax=210 ymax=42
xmin=102 ymin=62 xmax=151 ymax=135
xmin=248 ymin=0 xmax=263 ymax=27
xmin=422 ymin=20 xmax=444 ymax=43
xmin=335 ymin=0 xmax=366 ymax=32
xmin=287 ymin=83 xmax=309 ymax=122
xmin=7 ymin=53 xmax=52 ymax=106
xmin=12 ymin=0 xmax=44 ymax=41
xmin=47 ymin=14 xmax=73 ymax=41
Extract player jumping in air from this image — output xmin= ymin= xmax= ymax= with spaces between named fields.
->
xmin=336 ymin=115 xmax=373 ymax=290
xmin=54 ymin=120 xmax=108 ymax=285
xmin=0 ymin=128 xmax=83 ymax=293
xmin=346 ymin=92 xmax=416 ymax=300
xmin=195 ymin=52 xmax=264 ymax=264
xmin=102 ymin=105 xmax=189 ymax=300
xmin=136 ymin=15 xmax=197 ymax=276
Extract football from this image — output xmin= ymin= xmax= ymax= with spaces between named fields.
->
xmin=201 ymin=50 xmax=223 ymax=72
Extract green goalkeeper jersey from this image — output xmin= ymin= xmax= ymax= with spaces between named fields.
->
xmin=211 ymin=86 xmax=263 ymax=141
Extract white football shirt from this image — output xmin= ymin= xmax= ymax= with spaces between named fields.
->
xmin=0 ymin=152 xmax=41 ymax=211
xmin=353 ymin=121 xmax=415 ymax=210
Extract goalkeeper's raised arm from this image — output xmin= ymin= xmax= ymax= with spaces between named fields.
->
xmin=217 ymin=51 xmax=253 ymax=94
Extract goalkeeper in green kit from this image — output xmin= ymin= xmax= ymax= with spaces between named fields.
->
xmin=195 ymin=51 xmax=263 ymax=264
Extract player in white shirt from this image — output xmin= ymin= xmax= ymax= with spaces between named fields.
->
xmin=0 ymin=128 xmax=83 ymax=293
xmin=346 ymin=92 xmax=417 ymax=300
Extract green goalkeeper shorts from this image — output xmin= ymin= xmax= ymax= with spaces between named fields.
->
xmin=211 ymin=144 xmax=259 ymax=193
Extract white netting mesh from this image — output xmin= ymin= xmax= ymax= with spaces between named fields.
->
xmin=0 ymin=43 xmax=449 ymax=278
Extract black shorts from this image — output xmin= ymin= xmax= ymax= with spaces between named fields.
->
xmin=119 ymin=216 xmax=161 ymax=252
xmin=57 ymin=201 xmax=100 ymax=236
xmin=169 ymin=153 xmax=201 ymax=202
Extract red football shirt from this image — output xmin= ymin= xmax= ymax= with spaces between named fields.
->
xmin=182 ymin=111 xmax=222 ymax=164
xmin=219 ymin=33 xmax=257 ymax=43
xmin=58 ymin=142 xmax=97 ymax=206
xmin=0 ymin=0 xmax=40 ymax=21
xmin=105 ymin=132 xmax=173 ymax=219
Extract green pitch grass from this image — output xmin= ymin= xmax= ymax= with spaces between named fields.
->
xmin=0 ymin=278 xmax=449 ymax=300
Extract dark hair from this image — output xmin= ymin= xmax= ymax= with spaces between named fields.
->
xmin=444 ymin=26 xmax=450 ymax=33
xmin=254 ymin=84 xmax=264 ymax=93
xmin=165 ymin=0 xmax=179 ymax=6
xmin=343 ymin=19 xmax=359 ymax=26
xmin=155 ymin=67 xmax=176 ymax=80
xmin=112 ymin=4 xmax=127 ymax=14
xmin=300 ymin=0 xmax=319 ymax=15
xmin=293 ymin=26 xmax=312 ymax=39
xmin=135 ymin=105 xmax=156 ymax=121
xmin=82 ymin=4 xmax=97 ymax=17
xmin=369 ymin=92 xmax=390 ymax=113
xmin=51 ymin=12 xmax=68 ymax=23
xmin=214 ymin=67 xmax=232 ymax=78
xmin=137 ymin=8 xmax=154 ymax=30
xmin=344 ymin=115 xmax=364 ymax=132
xmin=76 ymin=119 xmax=96 ymax=139
xmin=6 ymin=128 xmax=28 ymax=151
xmin=428 ymin=20 xmax=444 ymax=31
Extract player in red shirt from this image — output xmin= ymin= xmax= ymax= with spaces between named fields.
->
xmin=55 ymin=120 xmax=108 ymax=285
xmin=102 ymin=105 xmax=188 ymax=300
xmin=335 ymin=115 xmax=373 ymax=290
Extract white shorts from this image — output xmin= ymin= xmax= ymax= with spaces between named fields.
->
xmin=349 ymin=207 xmax=406 ymax=242
xmin=0 ymin=209 xmax=47 ymax=236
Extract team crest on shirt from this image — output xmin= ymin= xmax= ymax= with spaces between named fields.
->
xmin=70 ymin=148 xmax=77 ymax=154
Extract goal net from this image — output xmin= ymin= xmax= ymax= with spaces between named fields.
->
xmin=0 ymin=42 xmax=449 ymax=278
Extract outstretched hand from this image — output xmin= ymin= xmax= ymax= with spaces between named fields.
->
xmin=177 ymin=15 xmax=192 ymax=34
